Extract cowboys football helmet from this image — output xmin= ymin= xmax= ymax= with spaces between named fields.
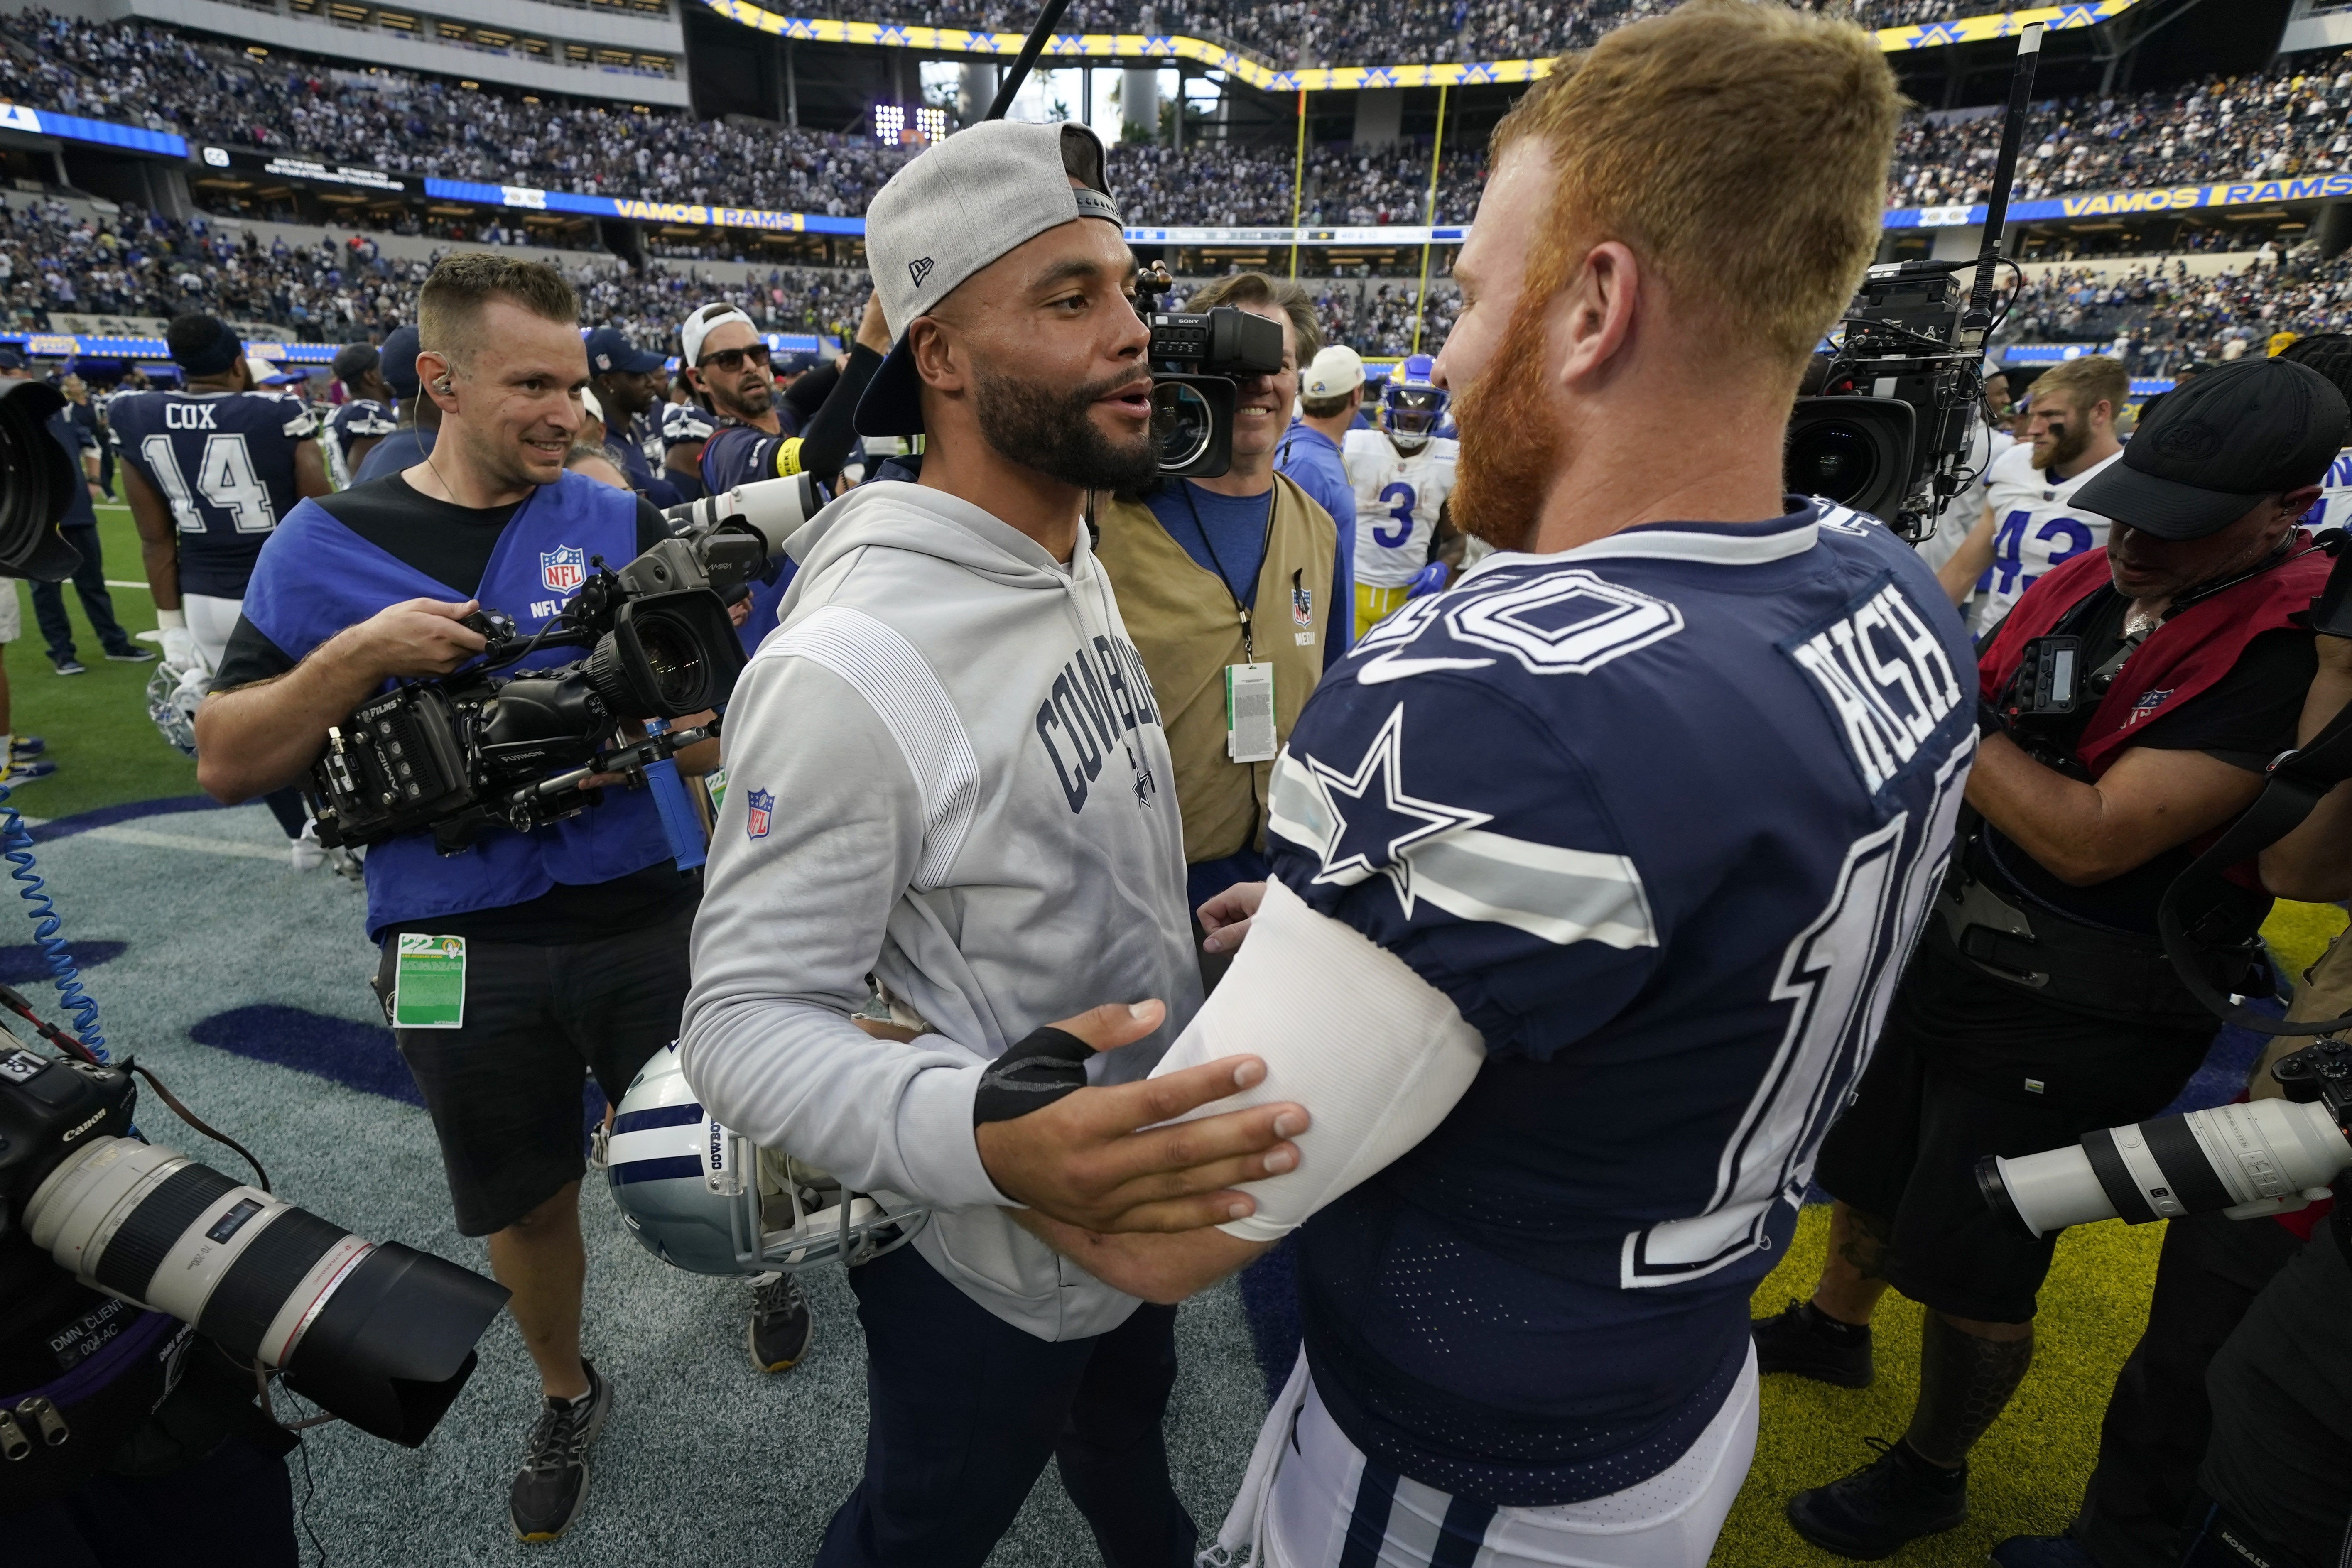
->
xmin=600 ymin=1042 xmax=927 ymax=1276
xmin=146 ymin=660 xmax=206 ymax=759
xmin=1381 ymin=353 xmax=1449 ymax=454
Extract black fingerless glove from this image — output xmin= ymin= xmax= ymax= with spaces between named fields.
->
xmin=972 ymin=1027 xmax=1093 ymax=1126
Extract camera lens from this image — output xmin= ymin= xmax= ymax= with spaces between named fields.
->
xmin=634 ymin=619 xmax=705 ymax=710
xmin=1152 ymin=382 xmax=1213 ymax=473
xmin=1785 ymin=421 xmax=1879 ymax=505
xmin=26 ymin=1136 xmax=508 ymax=1447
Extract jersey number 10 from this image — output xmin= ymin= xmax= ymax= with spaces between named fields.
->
xmin=141 ymin=433 xmax=278 ymax=535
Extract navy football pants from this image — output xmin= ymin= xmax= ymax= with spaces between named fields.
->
xmin=814 ymin=1240 xmax=1197 ymax=1568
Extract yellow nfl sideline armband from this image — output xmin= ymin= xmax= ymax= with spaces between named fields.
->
xmin=775 ymin=437 xmax=804 ymax=477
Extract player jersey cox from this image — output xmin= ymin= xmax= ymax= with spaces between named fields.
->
xmin=1266 ymin=502 xmax=1976 ymax=1501
xmin=1342 ymin=429 xmax=1457 ymax=588
xmin=110 ymin=390 xmax=319 ymax=599
xmin=1972 ymin=441 xmax=2121 ymax=635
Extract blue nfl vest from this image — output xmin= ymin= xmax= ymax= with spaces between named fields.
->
xmin=243 ymin=471 xmax=673 ymax=939
xmin=1265 ymin=501 xmax=1976 ymax=1505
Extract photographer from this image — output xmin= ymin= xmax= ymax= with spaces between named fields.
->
xmin=678 ymin=120 xmax=1305 ymax=1568
xmin=687 ymin=294 xmax=891 ymax=653
xmin=190 ymin=255 xmax=733 ymax=1546
xmin=1762 ymin=355 xmax=2347 ymax=1560
xmin=1094 ymin=271 xmax=1349 ymax=931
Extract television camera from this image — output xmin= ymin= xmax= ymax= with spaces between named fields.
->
xmin=304 ymin=474 xmax=819 ymax=856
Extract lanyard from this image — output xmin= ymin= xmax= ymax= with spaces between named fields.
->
xmin=1177 ymin=480 xmax=1277 ymax=663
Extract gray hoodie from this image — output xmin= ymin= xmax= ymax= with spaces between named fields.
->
xmin=679 ymin=480 xmax=1202 ymax=1341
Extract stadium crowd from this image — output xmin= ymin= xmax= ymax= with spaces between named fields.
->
xmin=12 ymin=10 xmax=2352 ymax=238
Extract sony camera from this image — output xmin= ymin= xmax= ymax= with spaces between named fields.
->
xmin=0 ymin=377 xmax=88 ymax=581
xmin=306 ymin=474 xmax=818 ymax=855
xmin=0 ymin=1040 xmax=507 ymax=1450
xmin=1978 ymin=1039 xmax=2352 ymax=1237
xmin=1786 ymin=261 xmax=1987 ymax=543
xmin=1136 ymin=265 xmax=1287 ymax=479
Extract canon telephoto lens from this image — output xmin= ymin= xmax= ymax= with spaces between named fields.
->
xmin=26 ymin=1136 xmax=508 ymax=1446
xmin=1977 ymin=1096 xmax=2352 ymax=1239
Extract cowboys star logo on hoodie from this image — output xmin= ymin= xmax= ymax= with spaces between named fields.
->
xmin=541 ymin=545 xmax=586 ymax=594
xmin=744 ymin=789 xmax=774 ymax=840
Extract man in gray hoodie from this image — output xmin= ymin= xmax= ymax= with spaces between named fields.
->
xmin=678 ymin=120 xmax=1309 ymax=1568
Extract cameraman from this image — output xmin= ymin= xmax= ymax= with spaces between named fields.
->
xmin=190 ymin=255 xmax=730 ymax=1546
xmin=1762 ymin=356 xmax=2347 ymax=1560
xmin=1094 ymin=271 xmax=1350 ymax=931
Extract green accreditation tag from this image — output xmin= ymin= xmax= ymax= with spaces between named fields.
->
xmin=393 ymin=934 xmax=467 ymax=1029
xmin=705 ymin=764 xmax=728 ymax=817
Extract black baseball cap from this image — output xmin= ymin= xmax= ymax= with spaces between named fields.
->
xmin=2075 ymin=357 xmax=2350 ymax=540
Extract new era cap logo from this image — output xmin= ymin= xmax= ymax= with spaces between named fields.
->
xmin=909 ymin=256 xmax=934 ymax=288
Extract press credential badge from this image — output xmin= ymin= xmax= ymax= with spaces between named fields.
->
xmin=1225 ymin=662 xmax=1277 ymax=763
xmin=394 ymin=934 xmax=466 ymax=1029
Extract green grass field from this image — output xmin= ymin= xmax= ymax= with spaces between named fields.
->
xmin=5 ymin=500 xmax=198 ymax=817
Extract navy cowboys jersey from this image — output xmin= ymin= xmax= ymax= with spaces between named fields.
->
xmin=1265 ymin=500 xmax=1976 ymax=1502
xmin=324 ymin=398 xmax=397 ymax=489
xmin=111 ymin=390 xmax=320 ymax=599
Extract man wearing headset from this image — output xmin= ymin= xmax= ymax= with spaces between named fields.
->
xmin=190 ymin=255 xmax=742 ymax=1546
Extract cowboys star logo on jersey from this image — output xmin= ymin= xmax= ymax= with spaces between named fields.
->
xmin=541 ymin=545 xmax=586 ymax=594
xmin=744 ymin=789 xmax=775 ymax=840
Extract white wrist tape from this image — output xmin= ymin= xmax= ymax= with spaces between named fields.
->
xmin=156 ymin=608 xmax=186 ymax=630
xmin=1150 ymin=878 xmax=1486 ymax=1241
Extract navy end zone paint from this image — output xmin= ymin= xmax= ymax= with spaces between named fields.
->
xmin=0 ymin=940 xmax=123 ymax=984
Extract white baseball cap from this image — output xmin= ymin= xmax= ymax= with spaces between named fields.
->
xmin=1302 ymin=345 xmax=1365 ymax=400
xmin=854 ymin=119 xmax=1122 ymax=437
xmin=681 ymin=304 xmax=758 ymax=369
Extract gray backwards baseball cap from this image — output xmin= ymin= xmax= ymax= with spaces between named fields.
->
xmin=853 ymin=120 xmax=1122 ymax=438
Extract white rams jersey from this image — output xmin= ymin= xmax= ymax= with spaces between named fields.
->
xmin=1343 ymin=428 xmax=1459 ymax=588
xmin=1971 ymin=441 xmax=2121 ymax=635
xmin=2308 ymin=448 xmax=2352 ymax=532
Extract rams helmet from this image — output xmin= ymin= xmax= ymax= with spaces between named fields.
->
xmin=1381 ymin=353 xmax=1449 ymax=454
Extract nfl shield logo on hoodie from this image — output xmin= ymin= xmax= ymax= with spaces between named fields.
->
xmin=745 ymin=789 xmax=774 ymax=839
xmin=541 ymin=545 xmax=586 ymax=594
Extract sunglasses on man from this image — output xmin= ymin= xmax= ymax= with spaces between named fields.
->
xmin=698 ymin=343 xmax=771 ymax=373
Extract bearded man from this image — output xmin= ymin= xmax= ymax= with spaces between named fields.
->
xmin=677 ymin=119 xmax=1310 ymax=1568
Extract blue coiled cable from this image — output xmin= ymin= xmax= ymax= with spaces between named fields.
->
xmin=0 ymin=780 xmax=103 ymax=1061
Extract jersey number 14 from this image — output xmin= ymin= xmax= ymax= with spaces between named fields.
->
xmin=142 ymin=433 xmax=277 ymax=534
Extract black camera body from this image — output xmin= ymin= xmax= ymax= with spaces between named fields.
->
xmin=0 ymin=1041 xmax=506 ymax=1452
xmin=307 ymin=475 xmax=817 ymax=855
xmin=1136 ymin=266 xmax=1287 ymax=479
xmin=1787 ymin=261 xmax=1985 ymax=544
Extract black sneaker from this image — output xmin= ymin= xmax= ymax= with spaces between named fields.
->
xmin=102 ymin=646 xmax=154 ymax=663
xmin=1753 ymin=1298 xmax=1874 ymax=1388
xmin=1991 ymin=1537 xmax=2100 ymax=1567
xmin=508 ymin=1360 xmax=612 ymax=1543
xmin=52 ymin=659 xmax=85 ymax=676
xmin=748 ymin=1272 xmax=812 ymax=1374
xmin=1786 ymin=1437 xmax=1967 ymax=1560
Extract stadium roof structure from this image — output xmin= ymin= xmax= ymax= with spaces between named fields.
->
xmin=690 ymin=0 xmax=2148 ymax=93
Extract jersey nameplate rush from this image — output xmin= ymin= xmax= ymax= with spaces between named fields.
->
xmin=1263 ymin=500 xmax=1977 ymax=1504
xmin=1972 ymin=441 xmax=2121 ymax=635
xmin=1343 ymin=428 xmax=1458 ymax=588
xmin=110 ymin=390 xmax=320 ymax=600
